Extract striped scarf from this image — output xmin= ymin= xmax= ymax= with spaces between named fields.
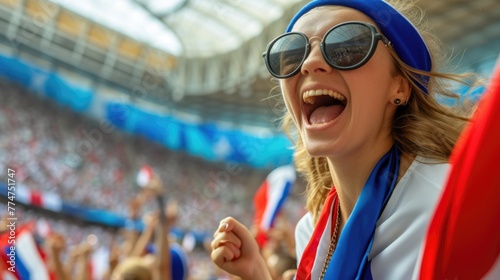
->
xmin=296 ymin=146 xmax=400 ymax=279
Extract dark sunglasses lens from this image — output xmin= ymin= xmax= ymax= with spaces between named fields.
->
xmin=268 ymin=34 xmax=307 ymax=77
xmin=324 ymin=24 xmax=373 ymax=68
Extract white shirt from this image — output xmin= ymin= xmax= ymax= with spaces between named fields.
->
xmin=295 ymin=157 xmax=450 ymax=279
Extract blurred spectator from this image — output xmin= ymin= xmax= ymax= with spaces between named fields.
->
xmin=110 ymin=170 xmax=187 ymax=280
xmin=0 ymin=79 xmax=306 ymax=279
xmin=266 ymin=250 xmax=296 ymax=280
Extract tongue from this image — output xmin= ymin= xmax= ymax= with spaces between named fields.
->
xmin=309 ymin=105 xmax=344 ymax=124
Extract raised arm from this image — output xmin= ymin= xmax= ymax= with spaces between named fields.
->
xmin=46 ymin=232 xmax=69 ymax=280
xmin=154 ymin=197 xmax=179 ymax=280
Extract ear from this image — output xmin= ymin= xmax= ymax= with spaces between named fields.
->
xmin=391 ymin=75 xmax=411 ymax=105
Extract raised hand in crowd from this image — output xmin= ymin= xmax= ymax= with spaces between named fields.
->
xmin=46 ymin=232 xmax=69 ymax=280
xmin=111 ymin=167 xmax=181 ymax=280
xmin=263 ymin=212 xmax=296 ymax=259
xmin=102 ymin=234 xmax=122 ymax=280
xmin=71 ymin=236 xmax=95 ymax=280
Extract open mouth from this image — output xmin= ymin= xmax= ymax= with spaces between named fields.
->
xmin=303 ymin=89 xmax=347 ymax=125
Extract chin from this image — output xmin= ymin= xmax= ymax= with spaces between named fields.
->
xmin=303 ymin=142 xmax=337 ymax=158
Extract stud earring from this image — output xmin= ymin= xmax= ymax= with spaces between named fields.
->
xmin=394 ymin=98 xmax=401 ymax=105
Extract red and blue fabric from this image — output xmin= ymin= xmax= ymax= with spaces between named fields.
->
xmin=253 ymin=165 xmax=296 ymax=247
xmin=296 ymin=146 xmax=400 ymax=280
xmin=0 ymin=223 xmax=55 ymax=280
xmin=420 ymin=58 xmax=500 ymax=279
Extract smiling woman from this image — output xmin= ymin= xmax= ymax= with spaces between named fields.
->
xmin=211 ymin=0 xmax=483 ymax=279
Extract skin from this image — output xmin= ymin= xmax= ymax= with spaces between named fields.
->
xmin=281 ymin=6 xmax=411 ymax=224
xmin=211 ymin=6 xmax=411 ymax=279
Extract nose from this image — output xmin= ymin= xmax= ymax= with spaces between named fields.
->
xmin=301 ymin=37 xmax=333 ymax=75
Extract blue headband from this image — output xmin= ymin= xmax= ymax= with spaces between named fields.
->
xmin=286 ymin=0 xmax=431 ymax=93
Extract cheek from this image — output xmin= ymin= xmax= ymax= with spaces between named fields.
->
xmin=346 ymin=62 xmax=394 ymax=102
xmin=280 ymin=85 xmax=303 ymax=131
xmin=280 ymin=80 xmax=299 ymax=113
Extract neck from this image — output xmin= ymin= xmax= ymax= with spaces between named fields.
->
xmin=327 ymin=143 xmax=408 ymax=224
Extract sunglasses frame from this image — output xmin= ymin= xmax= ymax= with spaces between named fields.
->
xmin=262 ymin=21 xmax=391 ymax=79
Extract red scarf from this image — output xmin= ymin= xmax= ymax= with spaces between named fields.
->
xmin=296 ymin=188 xmax=339 ymax=280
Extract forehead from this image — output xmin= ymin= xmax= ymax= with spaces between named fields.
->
xmin=291 ymin=6 xmax=376 ymax=35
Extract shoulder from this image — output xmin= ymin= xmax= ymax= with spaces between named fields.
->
xmin=296 ymin=212 xmax=314 ymax=232
xmin=295 ymin=212 xmax=314 ymax=243
xmin=295 ymin=212 xmax=314 ymax=264
xmin=369 ymin=158 xmax=451 ymax=279
xmin=406 ymin=157 xmax=451 ymax=188
xmin=381 ymin=156 xmax=451 ymax=224
xmin=383 ymin=157 xmax=450 ymax=219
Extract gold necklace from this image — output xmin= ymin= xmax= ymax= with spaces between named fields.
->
xmin=319 ymin=202 xmax=340 ymax=280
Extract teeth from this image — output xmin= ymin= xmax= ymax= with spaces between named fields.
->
xmin=303 ymin=89 xmax=346 ymax=104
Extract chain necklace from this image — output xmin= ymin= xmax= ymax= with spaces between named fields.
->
xmin=319 ymin=202 xmax=341 ymax=280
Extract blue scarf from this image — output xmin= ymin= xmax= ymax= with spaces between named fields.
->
xmin=325 ymin=145 xmax=400 ymax=279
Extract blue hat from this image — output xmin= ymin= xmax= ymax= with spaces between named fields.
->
xmin=286 ymin=0 xmax=431 ymax=93
xmin=146 ymin=243 xmax=189 ymax=280
xmin=170 ymin=243 xmax=189 ymax=280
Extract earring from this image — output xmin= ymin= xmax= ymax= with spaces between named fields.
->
xmin=394 ymin=98 xmax=401 ymax=105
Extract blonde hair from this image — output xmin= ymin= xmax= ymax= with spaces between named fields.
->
xmin=111 ymin=257 xmax=153 ymax=280
xmin=281 ymin=0 xmax=480 ymax=223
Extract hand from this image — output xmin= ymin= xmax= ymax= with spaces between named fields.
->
xmin=142 ymin=211 xmax=160 ymax=230
xmin=127 ymin=197 xmax=142 ymax=219
xmin=211 ymin=217 xmax=272 ymax=280
xmin=164 ymin=200 xmax=178 ymax=228
xmin=267 ymin=227 xmax=285 ymax=241
xmin=46 ymin=232 xmax=66 ymax=255
xmin=282 ymin=269 xmax=297 ymax=280
xmin=70 ymin=238 xmax=94 ymax=258
xmin=108 ymin=239 xmax=121 ymax=269
xmin=142 ymin=173 xmax=163 ymax=196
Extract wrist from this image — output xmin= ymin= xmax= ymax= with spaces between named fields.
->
xmin=156 ymin=195 xmax=167 ymax=223
xmin=124 ymin=218 xmax=142 ymax=232
xmin=246 ymin=256 xmax=272 ymax=280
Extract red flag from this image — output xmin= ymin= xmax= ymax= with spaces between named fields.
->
xmin=420 ymin=59 xmax=500 ymax=279
xmin=0 ymin=222 xmax=56 ymax=280
xmin=136 ymin=164 xmax=154 ymax=188
xmin=253 ymin=165 xmax=296 ymax=247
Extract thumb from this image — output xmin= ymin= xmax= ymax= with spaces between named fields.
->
xmin=220 ymin=217 xmax=258 ymax=252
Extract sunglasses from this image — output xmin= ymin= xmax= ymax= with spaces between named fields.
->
xmin=262 ymin=21 xmax=391 ymax=79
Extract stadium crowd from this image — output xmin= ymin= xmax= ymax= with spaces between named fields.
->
xmin=0 ymin=79 xmax=306 ymax=279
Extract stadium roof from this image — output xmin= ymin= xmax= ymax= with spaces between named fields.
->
xmin=52 ymin=0 xmax=499 ymax=62
xmin=51 ymin=0 xmax=499 ymax=129
xmin=53 ymin=0 xmax=183 ymax=55
xmin=4 ymin=0 xmax=500 ymax=131
xmin=53 ymin=0 xmax=304 ymax=58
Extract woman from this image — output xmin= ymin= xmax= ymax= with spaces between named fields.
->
xmin=211 ymin=0 xmax=477 ymax=279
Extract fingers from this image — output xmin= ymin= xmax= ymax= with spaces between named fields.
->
xmin=210 ymin=217 xmax=271 ymax=280
xmin=147 ymin=174 xmax=163 ymax=193
xmin=143 ymin=211 xmax=160 ymax=227
xmin=211 ymin=240 xmax=241 ymax=266
xmin=165 ymin=200 xmax=178 ymax=226
xmin=282 ymin=269 xmax=297 ymax=280
xmin=211 ymin=217 xmax=245 ymax=266
xmin=217 ymin=217 xmax=253 ymax=241
xmin=213 ymin=218 xmax=245 ymax=245
xmin=211 ymin=245 xmax=237 ymax=267
xmin=212 ymin=231 xmax=242 ymax=250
